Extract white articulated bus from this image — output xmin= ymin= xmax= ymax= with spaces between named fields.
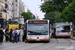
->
xmin=24 ymin=19 xmax=50 ymax=42
xmin=53 ymin=22 xmax=72 ymax=38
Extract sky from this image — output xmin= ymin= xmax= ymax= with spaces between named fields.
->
xmin=22 ymin=0 xmax=45 ymax=19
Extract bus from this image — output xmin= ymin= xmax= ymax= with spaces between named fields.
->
xmin=24 ymin=19 xmax=50 ymax=42
xmin=53 ymin=22 xmax=72 ymax=38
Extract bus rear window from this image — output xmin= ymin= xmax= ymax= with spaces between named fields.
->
xmin=61 ymin=26 xmax=70 ymax=32
xmin=64 ymin=26 xmax=70 ymax=30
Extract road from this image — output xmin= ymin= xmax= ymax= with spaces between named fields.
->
xmin=0 ymin=38 xmax=75 ymax=50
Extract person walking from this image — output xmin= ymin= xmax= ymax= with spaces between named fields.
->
xmin=0 ymin=28 xmax=4 ymax=45
xmin=5 ymin=28 xmax=9 ymax=42
xmin=16 ymin=28 xmax=20 ymax=42
xmin=19 ymin=28 xmax=24 ymax=42
xmin=14 ymin=28 xmax=18 ymax=43
xmin=9 ymin=29 xmax=13 ymax=42
xmin=12 ymin=29 xmax=15 ymax=43
xmin=23 ymin=28 xmax=27 ymax=42
xmin=3 ymin=28 xmax=6 ymax=42
xmin=51 ymin=29 xmax=54 ymax=38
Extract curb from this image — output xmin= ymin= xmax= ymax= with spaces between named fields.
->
xmin=71 ymin=37 xmax=75 ymax=40
xmin=72 ymin=38 xmax=75 ymax=40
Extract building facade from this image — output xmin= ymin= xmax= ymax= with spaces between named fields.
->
xmin=0 ymin=0 xmax=6 ymax=19
xmin=5 ymin=0 xmax=13 ymax=20
xmin=12 ymin=0 xmax=24 ymax=22
xmin=0 ymin=0 xmax=28 ymax=22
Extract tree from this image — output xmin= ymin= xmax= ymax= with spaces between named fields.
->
xmin=21 ymin=12 xmax=33 ymax=22
xmin=33 ymin=15 xmax=36 ymax=19
xmin=61 ymin=1 xmax=75 ymax=22
xmin=54 ymin=12 xmax=61 ymax=23
xmin=40 ymin=0 xmax=73 ymax=13
xmin=44 ymin=11 xmax=61 ymax=24
xmin=40 ymin=0 xmax=58 ymax=13
xmin=27 ymin=12 xmax=36 ymax=19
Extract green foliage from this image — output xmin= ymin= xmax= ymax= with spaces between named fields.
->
xmin=33 ymin=15 xmax=36 ymax=19
xmin=54 ymin=12 xmax=61 ymax=23
xmin=61 ymin=1 xmax=75 ymax=22
xmin=40 ymin=0 xmax=58 ymax=13
xmin=40 ymin=0 xmax=73 ymax=13
xmin=44 ymin=11 xmax=61 ymax=25
xmin=21 ymin=12 xmax=33 ymax=22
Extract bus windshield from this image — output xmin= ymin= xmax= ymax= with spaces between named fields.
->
xmin=56 ymin=25 xmax=70 ymax=32
xmin=27 ymin=24 xmax=49 ymax=35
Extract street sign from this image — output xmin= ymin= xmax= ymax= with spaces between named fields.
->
xmin=20 ymin=18 xmax=24 ymax=24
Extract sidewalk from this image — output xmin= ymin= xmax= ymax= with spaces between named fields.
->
xmin=71 ymin=36 xmax=75 ymax=40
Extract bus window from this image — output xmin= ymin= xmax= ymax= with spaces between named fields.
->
xmin=62 ymin=26 xmax=70 ymax=32
xmin=28 ymin=24 xmax=49 ymax=35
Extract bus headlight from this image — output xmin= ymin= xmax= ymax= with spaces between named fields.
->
xmin=27 ymin=37 xmax=32 ymax=39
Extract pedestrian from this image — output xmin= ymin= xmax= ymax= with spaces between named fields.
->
xmin=9 ymin=29 xmax=13 ymax=42
xmin=16 ymin=28 xmax=20 ymax=42
xmin=12 ymin=29 xmax=15 ymax=43
xmin=3 ymin=28 xmax=6 ymax=42
xmin=5 ymin=28 xmax=9 ymax=42
xmin=19 ymin=28 xmax=24 ymax=42
xmin=0 ymin=28 xmax=4 ymax=45
xmin=23 ymin=27 xmax=27 ymax=42
xmin=14 ymin=28 xmax=18 ymax=43
xmin=51 ymin=29 xmax=54 ymax=38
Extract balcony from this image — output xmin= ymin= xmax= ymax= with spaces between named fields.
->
xmin=0 ymin=5 xmax=5 ymax=12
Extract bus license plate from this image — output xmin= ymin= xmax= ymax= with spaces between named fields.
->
xmin=36 ymin=39 xmax=40 ymax=41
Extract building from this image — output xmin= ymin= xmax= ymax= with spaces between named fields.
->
xmin=0 ymin=0 xmax=6 ymax=19
xmin=12 ymin=0 xmax=24 ymax=22
xmin=24 ymin=3 xmax=28 ymax=12
xmin=5 ymin=0 xmax=12 ymax=20
xmin=0 ymin=0 xmax=7 ymax=28
xmin=0 ymin=0 xmax=25 ymax=24
xmin=24 ymin=3 xmax=31 ymax=12
xmin=23 ymin=3 xmax=25 ymax=12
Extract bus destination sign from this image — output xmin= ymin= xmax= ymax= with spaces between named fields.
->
xmin=28 ymin=21 xmax=47 ymax=24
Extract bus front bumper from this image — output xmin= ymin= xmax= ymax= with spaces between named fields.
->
xmin=27 ymin=38 xmax=50 ymax=41
xmin=56 ymin=35 xmax=71 ymax=37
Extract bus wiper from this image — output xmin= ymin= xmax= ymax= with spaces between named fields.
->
xmin=28 ymin=31 xmax=48 ymax=35
xmin=28 ymin=31 xmax=42 ymax=35
xmin=37 ymin=33 xmax=42 ymax=35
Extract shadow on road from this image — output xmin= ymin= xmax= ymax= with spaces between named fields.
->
xmin=27 ymin=41 xmax=49 ymax=43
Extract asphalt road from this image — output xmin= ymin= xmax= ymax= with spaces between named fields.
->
xmin=0 ymin=38 xmax=75 ymax=50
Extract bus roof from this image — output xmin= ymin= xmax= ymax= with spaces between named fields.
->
xmin=54 ymin=22 xmax=70 ymax=28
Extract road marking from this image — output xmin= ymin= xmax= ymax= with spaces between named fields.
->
xmin=70 ymin=40 xmax=75 ymax=42
xmin=55 ymin=46 xmax=74 ymax=49
xmin=57 ymin=39 xmax=69 ymax=42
